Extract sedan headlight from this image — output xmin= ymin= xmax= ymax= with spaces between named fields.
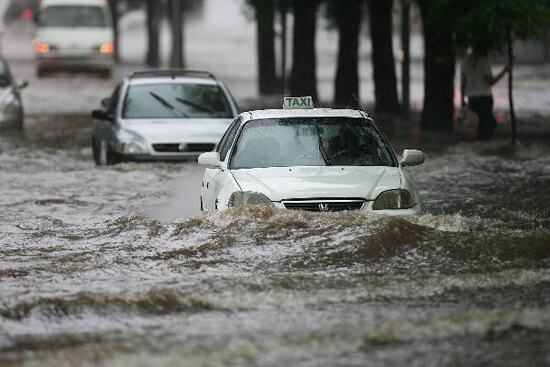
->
xmin=228 ymin=192 xmax=273 ymax=208
xmin=116 ymin=140 xmax=148 ymax=155
xmin=372 ymin=189 xmax=413 ymax=210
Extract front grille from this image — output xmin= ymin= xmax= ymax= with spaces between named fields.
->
xmin=282 ymin=199 xmax=366 ymax=212
xmin=152 ymin=143 xmax=215 ymax=153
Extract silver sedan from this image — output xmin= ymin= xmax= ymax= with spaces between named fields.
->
xmin=91 ymin=70 xmax=239 ymax=165
xmin=0 ymin=58 xmax=28 ymax=129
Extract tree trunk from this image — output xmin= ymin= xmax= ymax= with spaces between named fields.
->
xmin=400 ymin=0 xmax=410 ymax=116
xmin=109 ymin=0 xmax=119 ymax=63
xmin=255 ymin=0 xmax=277 ymax=95
xmin=507 ymin=27 xmax=516 ymax=140
xmin=334 ymin=0 xmax=361 ymax=108
xmin=170 ymin=0 xmax=184 ymax=68
xmin=290 ymin=0 xmax=318 ymax=101
xmin=280 ymin=0 xmax=289 ymax=93
xmin=418 ymin=1 xmax=455 ymax=130
xmin=146 ymin=0 xmax=161 ymax=68
xmin=368 ymin=0 xmax=399 ymax=114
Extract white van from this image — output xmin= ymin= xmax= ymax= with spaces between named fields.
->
xmin=35 ymin=0 xmax=114 ymax=78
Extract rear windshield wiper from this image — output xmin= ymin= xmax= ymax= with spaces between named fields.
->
xmin=149 ymin=92 xmax=188 ymax=117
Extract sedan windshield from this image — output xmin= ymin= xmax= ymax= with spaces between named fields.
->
xmin=41 ymin=6 xmax=108 ymax=28
xmin=231 ymin=117 xmax=395 ymax=169
xmin=122 ymin=84 xmax=233 ymax=119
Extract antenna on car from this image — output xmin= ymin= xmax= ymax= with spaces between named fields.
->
xmin=347 ymin=94 xmax=370 ymax=117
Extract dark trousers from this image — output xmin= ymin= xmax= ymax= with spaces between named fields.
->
xmin=468 ymin=96 xmax=497 ymax=140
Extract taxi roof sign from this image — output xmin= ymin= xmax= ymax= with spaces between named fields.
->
xmin=283 ymin=96 xmax=314 ymax=109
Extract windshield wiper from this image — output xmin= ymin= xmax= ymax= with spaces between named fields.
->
xmin=175 ymin=97 xmax=214 ymax=113
xmin=149 ymin=92 xmax=188 ymax=117
xmin=314 ymin=123 xmax=332 ymax=166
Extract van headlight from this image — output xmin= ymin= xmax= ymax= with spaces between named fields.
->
xmin=116 ymin=140 xmax=148 ymax=154
xmin=372 ymin=189 xmax=413 ymax=210
xmin=228 ymin=192 xmax=273 ymax=207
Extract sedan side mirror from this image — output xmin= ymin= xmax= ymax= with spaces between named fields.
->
xmin=101 ymin=97 xmax=111 ymax=109
xmin=400 ymin=149 xmax=425 ymax=167
xmin=18 ymin=80 xmax=29 ymax=90
xmin=92 ymin=109 xmax=113 ymax=122
xmin=198 ymin=152 xmax=221 ymax=167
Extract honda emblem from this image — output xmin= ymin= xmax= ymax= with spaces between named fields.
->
xmin=319 ymin=203 xmax=329 ymax=212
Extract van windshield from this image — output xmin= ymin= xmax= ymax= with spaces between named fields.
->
xmin=41 ymin=6 xmax=108 ymax=28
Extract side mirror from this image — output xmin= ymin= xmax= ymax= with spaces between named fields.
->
xmin=18 ymin=80 xmax=29 ymax=90
xmin=101 ymin=97 xmax=110 ymax=109
xmin=92 ymin=109 xmax=113 ymax=122
xmin=198 ymin=152 xmax=221 ymax=167
xmin=0 ymin=76 xmax=9 ymax=88
xmin=400 ymin=149 xmax=425 ymax=167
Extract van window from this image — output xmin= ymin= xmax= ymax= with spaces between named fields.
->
xmin=40 ymin=6 xmax=108 ymax=28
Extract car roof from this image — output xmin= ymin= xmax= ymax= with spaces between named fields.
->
xmin=242 ymin=108 xmax=368 ymax=122
xmin=128 ymin=77 xmax=219 ymax=86
xmin=40 ymin=0 xmax=106 ymax=6
xmin=126 ymin=69 xmax=220 ymax=86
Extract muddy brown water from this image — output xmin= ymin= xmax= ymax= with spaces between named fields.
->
xmin=1 ymin=114 xmax=549 ymax=366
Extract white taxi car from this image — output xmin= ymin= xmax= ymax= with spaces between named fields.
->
xmin=198 ymin=97 xmax=424 ymax=215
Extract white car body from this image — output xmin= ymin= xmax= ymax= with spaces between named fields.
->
xmin=35 ymin=0 xmax=114 ymax=77
xmin=199 ymin=108 xmax=425 ymax=215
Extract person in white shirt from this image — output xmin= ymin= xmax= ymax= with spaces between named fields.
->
xmin=461 ymin=50 xmax=510 ymax=140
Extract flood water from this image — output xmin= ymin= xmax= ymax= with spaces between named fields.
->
xmin=1 ymin=113 xmax=549 ymax=367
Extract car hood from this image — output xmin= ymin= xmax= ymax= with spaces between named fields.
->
xmin=121 ymin=118 xmax=231 ymax=144
xmin=37 ymin=28 xmax=113 ymax=49
xmin=231 ymin=166 xmax=401 ymax=202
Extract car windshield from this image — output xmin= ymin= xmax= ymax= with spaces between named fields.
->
xmin=231 ymin=117 xmax=395 ymax=169
xmin=41 ymin=6 xmax=108 ymax=28
xmin=122 ymin=83 xmax=233 ymax=119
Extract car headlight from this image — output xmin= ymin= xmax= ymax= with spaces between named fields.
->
xmin=372 ymin=189 xmax=413 ymax=210
xmin=116 ymin=140 xmax=148 ymax=154
xmin=228 ymin=192 xmax=273 ymax=208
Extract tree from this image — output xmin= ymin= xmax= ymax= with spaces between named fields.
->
xmin=454 ymin=0 xmax=550 ymax=139
xmin=417 ymin=0 xmax=456 ymax=130
xmin=109 ymin=0 xmax=120 ymax=63
xmin=368 ymin=0 xmax=400 ymax=114
xmin=249 ymin=0 xmax=278 ymax=95
xmin=290 ymin=0 xmax=319 ymax=101
xmin=169 ymin=0 xmax=184 ymax=68
xmin=146 ymin=0 xmax=161 ymax=67
xmin=400 ymin=0 xmax=411 ymax=116
xmin=330 ymin=0 xmax=362 ymax=107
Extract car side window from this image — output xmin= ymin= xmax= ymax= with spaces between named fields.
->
xmin=107 ymin=83 xmax=122 ymax=114
xmin=218 ymin=118 xmax=241 ymax=161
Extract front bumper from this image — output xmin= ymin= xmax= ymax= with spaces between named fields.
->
xmin=37 ymin=53 xmax=113 ymax=71
xmin=271 ymin=201 xmax=421 ymax=215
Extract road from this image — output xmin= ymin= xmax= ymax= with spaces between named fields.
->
xmin=0 ymin=3 xmax=550 ymax=367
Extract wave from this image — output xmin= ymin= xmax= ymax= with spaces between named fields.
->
xmin=0 ymin=288 xmax=221 ymax=321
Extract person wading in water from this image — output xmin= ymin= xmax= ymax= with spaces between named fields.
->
xmin=461 ymin=50 xmax=510 ymax=141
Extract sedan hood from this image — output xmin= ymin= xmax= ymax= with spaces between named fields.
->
xmin=231 ymin=166 xmax=401 ymax=202
xmin=121 ymin=118 xmax=231 ymax=144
